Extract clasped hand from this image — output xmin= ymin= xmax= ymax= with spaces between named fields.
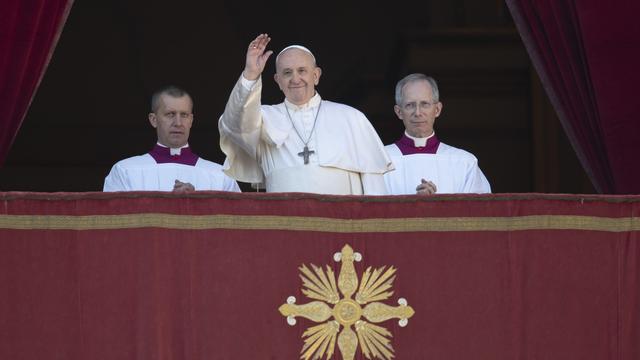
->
xmin=173 ymin=179 xmax=195 ymax=193
xmin=416 ymin=178 xmax=437 ymax=195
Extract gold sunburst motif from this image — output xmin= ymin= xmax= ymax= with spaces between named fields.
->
xmin=279 ymin=244 xmax=415 ymax=360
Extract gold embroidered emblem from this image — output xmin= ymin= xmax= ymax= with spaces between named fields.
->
xmin=279 ymin=244 xmax=415 ymax=360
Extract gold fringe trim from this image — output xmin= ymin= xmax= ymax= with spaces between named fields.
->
xmin=1 ymin=214 xmax=639 ymax=232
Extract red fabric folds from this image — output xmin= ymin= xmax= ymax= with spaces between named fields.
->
xmin=1 ymin=191 xmax=639 ymax=359
xmin=506 ymin=0 xmax=640 ymax=194
xmin=0 ymin=0 xmax=74 ymax=166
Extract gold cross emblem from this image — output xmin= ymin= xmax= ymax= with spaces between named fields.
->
xmin=279 ymin=245 xmax=415 ymax=360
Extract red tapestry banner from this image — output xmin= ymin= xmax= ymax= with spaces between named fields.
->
xmin=1 ymin=192 xmax=639 ymax=360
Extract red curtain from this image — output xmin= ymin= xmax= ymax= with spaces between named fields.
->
xmin=1 ymin=191 xmax=639 ymax=359
xmin=506 ymin=0 xmax=640 ymax=194
xmin=0 ymin=0 xmax=74 ymax=166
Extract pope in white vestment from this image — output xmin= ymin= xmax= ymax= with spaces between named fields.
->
xmin=218 ymin=35 xmax=393 ymax=195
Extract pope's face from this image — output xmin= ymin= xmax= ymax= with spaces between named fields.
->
xmin=274 ymin=49 xmax=322 ymax=105
xmin=394 ymin=80 xmax=442 ymax=138
xmin=148 ymin=94 xmax=193 ymax=148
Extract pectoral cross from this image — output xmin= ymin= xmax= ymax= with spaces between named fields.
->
xmin=297 ymin=145 xmax=315 ymax=165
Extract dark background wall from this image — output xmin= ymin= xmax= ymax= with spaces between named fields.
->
xmin=0 ymin=0 xmax=594 ymax=193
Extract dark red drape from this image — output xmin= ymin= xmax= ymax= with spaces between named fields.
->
xmin=0 ymin=0 xmax=74 ymax=166
xmin=1 ymin=191 xmax=640 ymax=359
xmin=506 ymin=0 xmax=640 ymax=194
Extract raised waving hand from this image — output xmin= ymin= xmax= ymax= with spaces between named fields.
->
xmin=243 ymin=33 xmax=273 ymax=81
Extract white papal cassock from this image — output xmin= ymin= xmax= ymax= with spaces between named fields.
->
xmin=219 ymin=76 xmax=393 ymax=195
xmin=384 ymin=142 xmax=491 ymax=195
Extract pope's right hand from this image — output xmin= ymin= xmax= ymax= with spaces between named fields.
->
xmin=243 ymin=33 xmax=273 ymax=81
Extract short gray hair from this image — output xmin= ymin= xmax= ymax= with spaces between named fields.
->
xmin=150 ymin=86 xmax=192 ymax=112
xmin=394 ymin=73 xmax=439 ymax=105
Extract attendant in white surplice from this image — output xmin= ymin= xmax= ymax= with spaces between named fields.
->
xmin=384 ymin=73 xmax=491 ymax=195
xmin=219 ymin=34 xmax=393 ymax=195
xmin=104 ymin=86 xmax=240 ymax=193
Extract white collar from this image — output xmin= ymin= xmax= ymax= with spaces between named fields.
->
xmin=405 ymin=131 xmax=435 ymax=147
xmin=157 ymin=142 xmax=189 ymax=156
xmin=284 ymin=93 xmax=322 ymax=111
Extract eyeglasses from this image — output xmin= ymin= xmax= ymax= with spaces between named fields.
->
xmin=402 ymin=101 xmax=437 ymax=111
